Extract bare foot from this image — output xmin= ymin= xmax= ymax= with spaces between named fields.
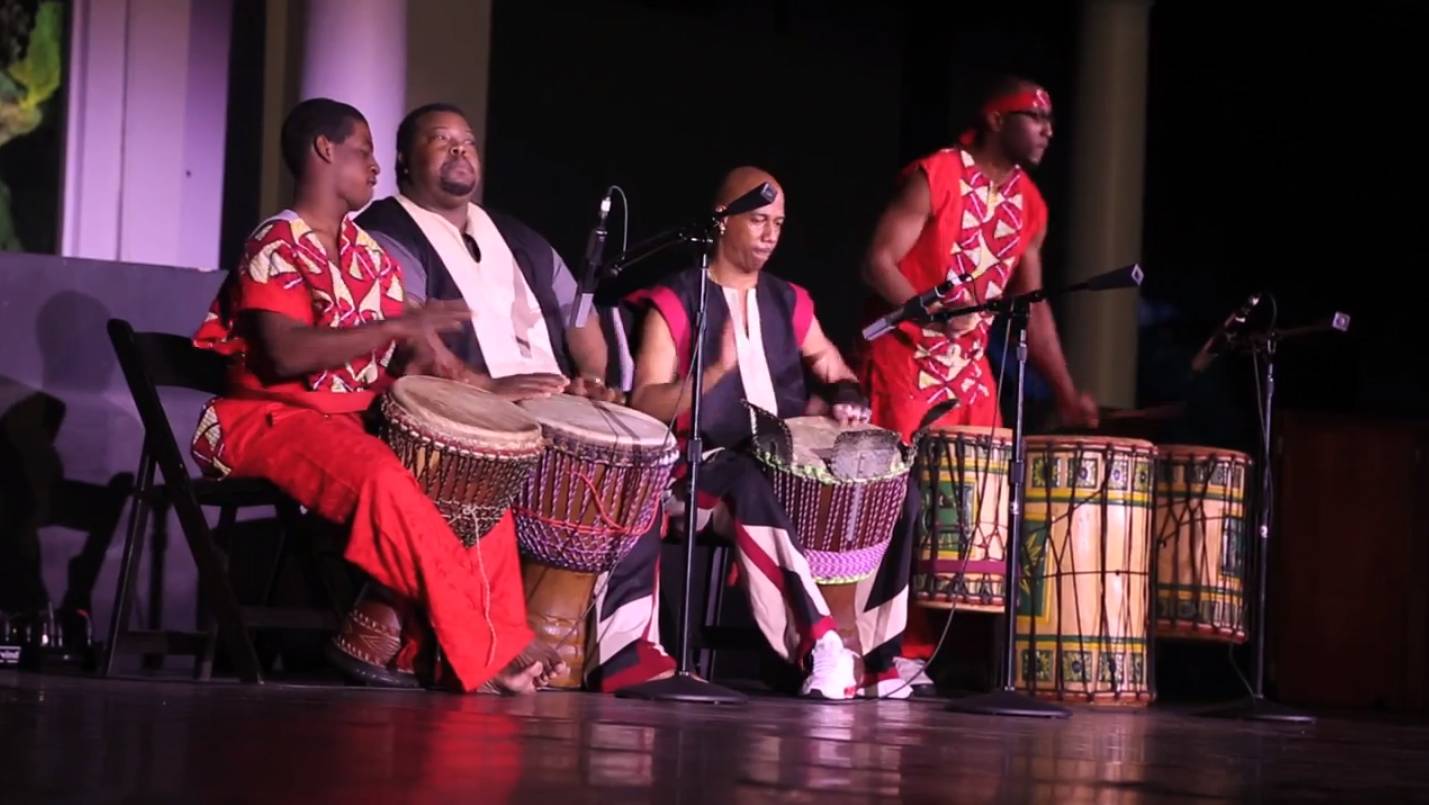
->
xmin=477 ymin=660 xmax=545 ymax=696
xmin=506 ymin=640 xmax=570 ymax=690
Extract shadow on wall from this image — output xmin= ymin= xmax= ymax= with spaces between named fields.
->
xmin=1 ymin=291 xmax=135 ymax=622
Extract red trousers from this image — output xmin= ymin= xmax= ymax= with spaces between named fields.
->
xmin=860 ymin=334 xmax=1001 ymax=443
xmin=212 ymin=400 xmax=533 ymax=691
xmin=859 ymin=339 xmax=1003 ymax=660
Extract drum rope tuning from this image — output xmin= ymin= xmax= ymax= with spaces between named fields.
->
xmin=458 ymin=504 xmax=501 ymax=666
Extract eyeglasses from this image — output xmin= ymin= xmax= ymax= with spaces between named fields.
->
xmin=1007 ymin=109 xmax=1055 ymax=126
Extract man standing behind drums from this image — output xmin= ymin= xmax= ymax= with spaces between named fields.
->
xmin=630 ymin=167 xmax=919 ymax=700
xmin=856 ymin=75 xmax=1101 ymax=688
xmin=190 ymin=99 xmax=564 ymax=694
xmin=359 ymin=103 xmax=678 ymax=693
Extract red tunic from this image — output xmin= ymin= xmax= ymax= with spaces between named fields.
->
xmin=857 ymin=148 xmax=1048 ymax=440
xmin=189 ymin=210 xmax=533 ymax=692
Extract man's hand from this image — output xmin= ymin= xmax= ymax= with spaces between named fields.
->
xmin=1055 ymin=389 xmax=1100 ymax=429
xmin=831 ymin=402 xmax=872 ymax=426
xmin=567 ymin=376 xmax=625 ymax=404
xmin=388 ymin=299 xmax=472 ymax=342
xmin=477 ymin=373 xmax=570 ymax=401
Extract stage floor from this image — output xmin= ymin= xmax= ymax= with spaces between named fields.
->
xmin=3 ymin=671 xmax=1427 ymax=803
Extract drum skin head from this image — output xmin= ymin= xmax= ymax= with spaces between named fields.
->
xmin=517 ymin=394 xmax=675 ymax=451
xmin=387 ymin=376 xmax=543 ymax=451
xmin=780 ymin=416 xmax=905 ymax=480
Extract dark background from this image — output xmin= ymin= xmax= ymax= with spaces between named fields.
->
xmin=482 ymin=0 xmax=1426 ymax=428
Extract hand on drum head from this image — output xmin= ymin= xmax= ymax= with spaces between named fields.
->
xmin=481 ymin=373 xmax=570 ymax=401
xmin=831 ymin=402 xmax=871 ymax=426
xmin=567 ymin=376 xmax=625 ymax=405
xmin=1054 ymin=389 xmax=1101 ymax=429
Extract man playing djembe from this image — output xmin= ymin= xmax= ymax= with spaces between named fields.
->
xmin=190 ymin=98 xmax=564 ymax=693
xmin=630 ymin=167 xmax=920 ymax=699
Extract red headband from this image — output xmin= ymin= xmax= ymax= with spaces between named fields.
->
xmin=959 ymin=88 xmax=1053 ymax=145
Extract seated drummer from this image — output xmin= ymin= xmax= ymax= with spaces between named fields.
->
xmin=190 ymin=98 xmax=565 ymax=694
xmin=357 ymin=102 xmax=678 ymax=693
xmin=629 ymin=167 xmax=919 ymax=700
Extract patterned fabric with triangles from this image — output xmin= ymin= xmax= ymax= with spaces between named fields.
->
xmin=190 ymin=210 xmax=407 ymax=476
xmin=194 ymin=210 xmax=406 ymax=394
xmin=909 ymin=149 xmax=1033 ymax=408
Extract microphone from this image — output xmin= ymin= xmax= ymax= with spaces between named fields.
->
xmin=861 ymin=274 xmax=971 ymax=342
xmin=1076 ymin=262 xmax=1144 ymax=291
xmin=568 ymin=189 xmax=612 ymax=329
xmin=1191 ymin=293 xmax=1262 ymax=373
xmin=714 ymin=182 xmax=777 ymax=219
xmin=1247 ymin=311 xmax=1351 ymax=344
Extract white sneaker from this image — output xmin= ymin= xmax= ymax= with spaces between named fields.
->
xmin=801 ymin=632 xmax=857 ymax=700
xmin=894 ymin=657 xmax=935 ymax=690
xmin=857 ymin=674 xmax=913 ymax=700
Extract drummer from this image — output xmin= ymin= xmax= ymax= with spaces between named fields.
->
xmin=628 ymin=166 xmax=919 ymax=700
xmin=853 ymin=74 xmax=1101 ymax=690
xmin=190 ymin=98 xmax=566 ymax=694
xmin=357 ymin=102 xmax=616 ymax=402
xmin=359 ymin=102 xmax=678 ymax=693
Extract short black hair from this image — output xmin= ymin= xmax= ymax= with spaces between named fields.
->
xmin=394 ymin=102 xmax=468 ymax=177
xmin=279 ymin=98 xmax=366 ymax=178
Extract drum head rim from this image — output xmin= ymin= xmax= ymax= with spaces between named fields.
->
xmin=926 ymin=424 xmax=1015 ymax=441
xmin=1023 ymin=434 xmax=1159 ymax=452
xmin=517 ymin=394 xmax=676 ymax=450
xmin=1153 ymin=444 xmax=1254 ymax=462
xmin=385 ymin=376 xmax=544 ymax=450
xmin=771 ymin=416 xmax=909 ymax=479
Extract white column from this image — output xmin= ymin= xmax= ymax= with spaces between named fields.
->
xmin=405 ymin=0 xmax=492 ymax=198
xmin=1060 ymin=0 xmax=1152 ymax=408
xmin=299 ymin=0 xmax=408 ymax=202
xmin=62 ymin=0 xmax=233 ymax=269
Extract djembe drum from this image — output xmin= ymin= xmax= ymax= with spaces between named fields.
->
xmin=1015 ymin=435 xmax=1157 ymax=705
xmin=377 ymin=376 xmax=545 ymax=546
xmin=749 ymin=412 xmax=911 ymax=660
xmin=912 ymin=426 xmax=1013 ymax=612
xmin=512 ymin=394 xmax=679 ymax=688
xmin=1153 ymin=445 xmax=1252 ymax=643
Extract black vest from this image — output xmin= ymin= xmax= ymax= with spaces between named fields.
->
xmin=655 ymin=269 xmax=810 ymax=450
xmin=357 ymin=197 xmax=574 ymax=376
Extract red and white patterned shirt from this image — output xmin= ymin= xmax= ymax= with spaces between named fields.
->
xmin=191 ymin=211 xmax=406 ymax=474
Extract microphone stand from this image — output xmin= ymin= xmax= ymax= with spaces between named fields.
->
xmin=909 ymin=268 xmax=1142 ymax=718
xmin=1195 ymin=318 xmax=1319 ymax=724
xmin=611 ymin=213 xmax=748 ymax=705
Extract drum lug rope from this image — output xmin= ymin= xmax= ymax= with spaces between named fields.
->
xmin=460 ymin=505 xmax=499 ymax=667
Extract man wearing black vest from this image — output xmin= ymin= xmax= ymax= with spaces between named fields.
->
xmin=358 ymin=104 xmax=674 ymax=692
xmin=357 ymin=103 xmax=616 ymax=401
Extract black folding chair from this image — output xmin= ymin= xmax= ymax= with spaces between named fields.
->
xmin=104 ymin=318 xmax=340 ymax=683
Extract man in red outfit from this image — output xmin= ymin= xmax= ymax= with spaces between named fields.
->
xmin=855 ymin=76 xmax=1099 ymax=684
xmin=190 ymin=98 xmax=565 ymax=693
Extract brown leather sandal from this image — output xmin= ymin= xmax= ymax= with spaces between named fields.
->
xmin=326 ymin=590 xmax=422 ymax=689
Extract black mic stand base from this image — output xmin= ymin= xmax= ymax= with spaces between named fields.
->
xmin=1193 ymin=694 xmax=1314 ymax=724
xmin=945 ymin=688 xmax=1071 ymax=719
xmin=614 ymin=671 xmax=749 ymax=704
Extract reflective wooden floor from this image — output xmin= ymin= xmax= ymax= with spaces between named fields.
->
xmin=3 ymin=671 xmax=1428 ymax=804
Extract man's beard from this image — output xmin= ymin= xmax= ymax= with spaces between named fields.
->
xmin=439 ymin=161 xmax=477 ymax=197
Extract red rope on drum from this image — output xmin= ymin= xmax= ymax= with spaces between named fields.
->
xmin=571 ymin=468 xmax=631 ymax=534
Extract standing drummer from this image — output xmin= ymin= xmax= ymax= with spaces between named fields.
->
xmin=360 ymin=102 xmax=679 ymax=693
xmin=190 ymin=98 xmax=567 ymax=694
xmin=629 ymin=166 xmax=918 ymax=700
xmin=854 ymin=74 xmax=1101 ymax=690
